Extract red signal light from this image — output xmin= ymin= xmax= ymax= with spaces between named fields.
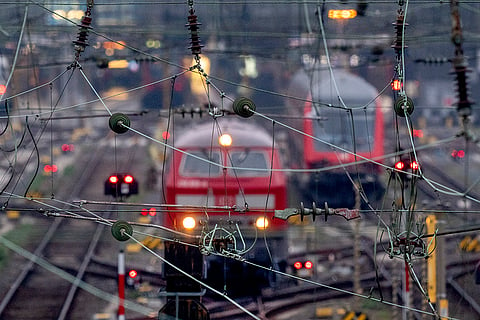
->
xmin=162 ymin=131 xmax=171 ymax=140
xmin=304 ymin=261 xmax=313 ymax=269
xmin=293 ymin=261 xmax=302 ymax=270
xmin=109 ymin=175 xmax=119 ymax=184
xmin=123 ymin=175 xmax=134 ymax=183
xmin=128 ymin=269 xmax=138 ymax=278
xmin=452 ymin=149 xmax=465 ymax=158
xmin=141 ymin=208 xmax=157 ymax=216
xmin=410 ymin=161 xmax=419 ymax=170
xmin=44 ymin=164 xmax=58 ymax=173
xmin=412 ymin=129 xmax=423 ymax=138
xmin=61 ymin=144 xmax=75 ymax=152
xmin=391 ymin=79 xmax=402 ymax=91
xmin=0 ymin=85 xmax=6 ymax=95
xmin=395 ymin=161 xmax=405 ymax=170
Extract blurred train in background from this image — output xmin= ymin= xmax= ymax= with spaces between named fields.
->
xmin=285 ymin=67 xmax=385 ymax=209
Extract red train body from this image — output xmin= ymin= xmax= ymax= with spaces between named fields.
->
xmin=164 ymin=118 xmax=288 ymax=239
xmin=162 ymin=118 xmax=289 ymax=296
xmin=286 ymin=68 xmax=385 ymax=208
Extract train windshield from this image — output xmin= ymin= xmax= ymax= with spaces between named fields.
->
xmin=312 ymin=106 xmax=375 ymax=152
xmin=228 ymin=150 xmax=269 ymax=176
xmin=180 ymin=150 xmax=222 ymax=176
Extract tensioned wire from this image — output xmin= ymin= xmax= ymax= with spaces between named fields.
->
xmin=1 ymin=0 xmax=478 ymax=318
xmin=0 ymin=190 xmax=474 ymax=319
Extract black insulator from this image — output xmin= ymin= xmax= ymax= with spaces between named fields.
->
xmin=394 ymin=95 xmax=414 ymax=117
xmin=391 ymin=13 xmax=408 ymax=55
xmin=324 ymin=202 xmax=328 ymax=222
xmin=111 ymin=220 xmax=133 ymax=241
xmin=450 ymin=55 xmax=473 ymax=117
xmin=300 ymin=202 xmax=305 ymax=222
xmin=452 ymin=68 xmax=473 ymax=117
xmin=186 ymin=11 xmax=203 ymax=55
xmin=73 ymin=16 xmax=93 ymax=53
xmin=312 ymin=202 xmax=316 ymax=222
xmin=109 ymin=113 xmax=131 ymax=134
xmin=232 ymin=97 xmax=256 ymax=118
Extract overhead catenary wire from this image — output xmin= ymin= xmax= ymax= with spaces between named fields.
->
xmin=2 ymin=1 xmax=480 ymax=318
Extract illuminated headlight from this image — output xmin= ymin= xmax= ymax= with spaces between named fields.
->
xmin=218 ymin=134 xmax=233 ymax=147
xmin=255 ymin=217 xmax=269 ymax=229
xmin=182 ymin=216 xmax=196 ymax=230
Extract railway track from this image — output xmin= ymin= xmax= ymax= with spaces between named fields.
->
xmin=202 ymin=233 xmax=480 ymax=320
xmin=416 ymin=154 xmax=480 ymax=209
xmin=0 ymin=131 xmax=144 ymax=319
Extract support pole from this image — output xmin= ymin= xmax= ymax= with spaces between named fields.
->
xmin=353 ymin=183 xmax=362 ymax=308
xmin=118 ymin=249 xmax=126 ymax=320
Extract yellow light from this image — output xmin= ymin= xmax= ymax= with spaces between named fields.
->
xmin=255 ymin=217 xmax=269 ymax=229
xmin=218 ymin=134 xmax=233 ymax=147
xmin=182 ymin=216 xmax=196 ymax=230
xmin=66 ymin=10 xmax=84 ymax=20
xmin=328 ymin=9 xmax=357 ymax=19
xmin=185 ymin=56 xmax=211 ymax=96
xmin=108 ymin=60 xmax=129 ymax=69
xmin=103 ymin=41 xmax=126 ymax=50
xmin=52 ymin=10 xmax=66 ymax=20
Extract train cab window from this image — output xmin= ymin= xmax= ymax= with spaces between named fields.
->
xmin=180 ymin=150 xmax=222 ymax=176
xmin=313 ymin=108 xmax=375 ymax=152
xmin=229 ymin=150 xmax=269 ymax=176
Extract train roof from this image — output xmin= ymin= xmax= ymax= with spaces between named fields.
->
xmin=289 ymin=68 xmax=378 ymax=107
xmin=174 ymin=118 xmax=273 ymax=148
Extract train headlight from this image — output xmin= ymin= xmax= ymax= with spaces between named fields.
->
xmin=218 ymin=134 xmax=233 ymax=147
xmin=182 ymin=216 xmax=196 ymax=230
xmin=255 ymin=217 xmax=269 ymax=229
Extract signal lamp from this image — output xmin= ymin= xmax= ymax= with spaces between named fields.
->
xmin=452 ymin=149 xmax=465 ymax=158
xmin=124 ymin=175 xmax=134 ymax=183
xmin=395 ymin=161 xmax=405 ymax=170
xmin=104 ymin=173 xmax=139 ymax=197
xmin=391 ymin=79 xmax=402 ymax=91
xmin=328 ymin=9 xmax=357 ymax=19
xmin=293 ymin=261 xmax=302 ymax=270
xmin=410 ymin=161 xmax=419 ymax=170
xmin=61 ymin=144 xmax=75 ymax=152
xmin=128 ymin=269 xmax=138 ymax=278
xmin=162 ymin=131 xmax=171 ymax=140
xmin=218 ymin=134 xmax=233 ymax=147
xmin=44 ymin=165 xmax=58 ymax=173
xmin=149 ymin=208 xmax=157 ymax=216
xmin=182 ymin=216 xmax=196 ymax=230
xmin=0 ymin=85 xmax=6 ymax=95
xmin=304 ymin=261 xmax=313 ymax=269
xmin=255 ymin=217 xmax=269 ymax=229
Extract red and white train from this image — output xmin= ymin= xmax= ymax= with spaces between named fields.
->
xmin=286 ymin=68 xmax=385 ymax=208
xmin=162 ymin=117 xmax=288 ymax=296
